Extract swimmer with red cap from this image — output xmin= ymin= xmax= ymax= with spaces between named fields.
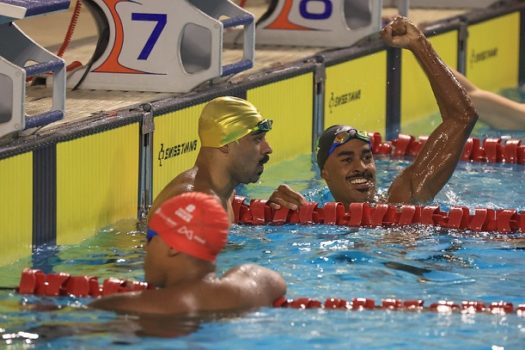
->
xmin=150 ymin=96 xmax=306 ymax=223
xmin=91 ymin=192 xmax=286 ymax=315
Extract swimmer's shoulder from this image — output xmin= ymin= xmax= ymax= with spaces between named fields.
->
xmin=148 ymin=169 xmax=198 ymax=219
xmin=153 ymin=167 xmax=197 ymax=199
xmin=220 ymin=264 xmax=286 ymax=300
xmin=171 ymin=166 xmax=198 ymax=186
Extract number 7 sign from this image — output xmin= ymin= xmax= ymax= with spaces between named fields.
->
xmin=68 ymin=0 xmax=254 ymax=92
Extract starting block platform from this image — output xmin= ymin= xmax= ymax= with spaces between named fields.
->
xmin=253 ymin=0 xmax=383 ymax=47
xmin=67 ymin=0 xmax=255 ymax=92
xmin=0 ymin=0 xmax=70 ymax=23
xmin=0 ymin=0 xmax=68 ymax=139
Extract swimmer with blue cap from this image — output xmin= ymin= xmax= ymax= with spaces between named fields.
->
xmin=150 ymin=96 xmax=306 ymax=222
xmin=91 ymin=192 xmax=286 ymax=315
xmin=314 ymin=17 xmax=478 ymax=207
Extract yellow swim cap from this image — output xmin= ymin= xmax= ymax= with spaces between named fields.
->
xmin=199 ymin=96 xmax=268 ymax=147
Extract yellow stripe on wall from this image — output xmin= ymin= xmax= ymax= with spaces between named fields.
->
xmin=57 ymin=124 xmax=140 ymax=245
xmin=0 ymin=153 xmax=32 ymax=266
xmin=248 ymin=73 xmax=314 ymax=163
xmin=324 ymin=51 xmax=387 ymax=136
xmin=153 ymin=105 xmax=202 ymax=198
xmin=466 ymin=12 xmax=520 ymax=91
xmin=401 ymin=30 xmax=458 ymax=134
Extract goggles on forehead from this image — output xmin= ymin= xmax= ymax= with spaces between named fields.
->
xmin=252 ymin=119 xmax=273 ymax=133
xmin=327 ymin=128 xmax=370 ymax=157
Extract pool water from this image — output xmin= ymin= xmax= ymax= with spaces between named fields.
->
xmin=400 ymin=85 xmax=525 ymax=140
xmin=1 ymin=131 xmax=525 ymax=349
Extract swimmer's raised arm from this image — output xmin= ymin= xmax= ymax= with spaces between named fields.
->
xmin=453 ymin=70 xmax=525 ymax=130
xmin=381 ymin=17 xmax=478 ymax=204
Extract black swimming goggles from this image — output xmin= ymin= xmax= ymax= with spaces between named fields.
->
xmin=252 ymin=119 xmax=273 ymax=133
xmin=327 ymin=128 xmax=370 ymax=157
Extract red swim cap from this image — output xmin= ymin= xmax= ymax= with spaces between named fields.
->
xmin=148 ymin=192 xmax=229 ymax=262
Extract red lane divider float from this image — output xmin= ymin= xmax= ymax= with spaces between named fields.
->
xmin=17 ymin=269 xmax=524 ymax=317
xmin=273 ymin=296 xmax=525 ymax=316
xmin=370 ymin=132 xmax=525 ymax=164
xmin=233 ymin=197 xmax=525 ymax=234
xmin=17 ymin=268 xmax=150 ymax=297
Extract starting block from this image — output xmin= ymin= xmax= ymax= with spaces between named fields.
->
xmin=254 ymin=0 xmax=383 ymax=47
xmin=0 ymin=0 xmax=68 ymax=139
xmin=67 ymin=0 xmax=255 ymax=92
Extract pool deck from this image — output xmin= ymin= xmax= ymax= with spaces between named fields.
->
xmin=16 ymin=2 xmax=470 ymax=133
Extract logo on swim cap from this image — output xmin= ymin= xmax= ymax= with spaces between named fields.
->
xmin=175 ymin=204 xmax=195 ymax=223
xmin=148 ymin=192 xmax=229 ymax=262
xmin=199 ymin=96 xmax=269 ymax=147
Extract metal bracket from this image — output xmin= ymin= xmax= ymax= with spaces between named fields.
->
xmin=141 ymin=103 xmax=155 ymax=135
xmin=138 ymin=103 xmax=154 ymax=223
xmin=312 ymin=62 xmax=326 ymax=157
xmin=314 ymin=63 xmax=326 ymax=86
xmin=457 ymin=19 xmax=469 ymax=75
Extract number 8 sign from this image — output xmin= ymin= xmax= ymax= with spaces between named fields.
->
xmin=300 ymin=0 xmax=333 ymax=20
xmin=256 ymin=0 xmax=383 ymax=47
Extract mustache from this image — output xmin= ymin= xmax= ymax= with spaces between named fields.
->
xmin=259 ymin=155 xmax=270 ymax=165
xmin=346 ymin=171 xmax=373 ymax=180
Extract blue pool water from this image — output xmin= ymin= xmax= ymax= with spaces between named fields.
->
xmin=1 ymin=131 xmax=525 ymax=348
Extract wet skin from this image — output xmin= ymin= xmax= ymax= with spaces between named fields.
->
xmin=90 ymin=234 xmax=287 ymax=316
xmin=319 ymin=17 xmax=477 ymax=207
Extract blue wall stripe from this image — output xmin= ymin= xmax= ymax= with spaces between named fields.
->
xmin=32 ymin=144 xmax=56 ymax=249
xmin=386 ymin=47 xmax=401 ymax=141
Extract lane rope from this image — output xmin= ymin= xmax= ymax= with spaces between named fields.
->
xmin=273 ymin=296 xmax=525 ymax=316
xmin=371 ymin=132 xmax=525 ymax=164
xmin=232 ymin=196 xmax=525 ymax=234
xmin=16 ymin=268 xmax=150 ymax=298
xmin=16 ymin=269 xmax=524 ymax=316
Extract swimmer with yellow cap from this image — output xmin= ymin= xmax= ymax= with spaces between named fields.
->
xmin=150 ymin=96 xmax=306 ymax=223
xmin=92 ymin=192 xmax=286 ymax=315
xmin=199 ymin=96 xmax=273 ymax=148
